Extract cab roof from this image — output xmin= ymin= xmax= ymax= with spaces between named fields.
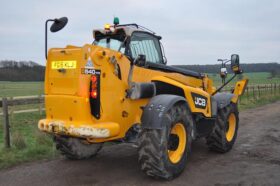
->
xmin=93 ymin=24 xmax=162 ymax=41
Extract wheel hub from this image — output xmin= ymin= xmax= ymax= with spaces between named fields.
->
xmin=168 ymin=123 xmax=187 ymax=164
xmin=226 ymin=113 xmax=236 ymax=142
xmin=168 ymin=134 xmax=179 ymax=151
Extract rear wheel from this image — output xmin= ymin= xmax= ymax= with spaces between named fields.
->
xmin=206 ymin=103 xmax=239 ymax=153
xmin=54 ymin=136 xmax=103 ymax=160
xmin=138 ymin=102 xmax=193 ymax=180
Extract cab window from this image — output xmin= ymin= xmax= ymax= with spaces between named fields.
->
xmin=95 ymin=38 xmax=125 ymax=53
xmin=129 ymin=32 xmax=163 ymax=64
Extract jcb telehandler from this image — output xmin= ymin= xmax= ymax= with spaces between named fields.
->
xmin=39 ymin=17 xmax=248 ymax=180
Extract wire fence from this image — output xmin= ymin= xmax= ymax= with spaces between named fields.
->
xmin=224 ymin=83 xmax=280 ymax=104
xmin=0 ymin=95 xmax=44 ymax=148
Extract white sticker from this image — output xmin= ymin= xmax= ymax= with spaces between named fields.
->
xmin=85 ymin=59 xmax=94 ymax=68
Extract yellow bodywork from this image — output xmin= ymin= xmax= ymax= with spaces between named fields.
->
xmin=231 ymin=79 xmax=249 ymax=103
xmin=38 ymin=44 xmax=241 ymax=143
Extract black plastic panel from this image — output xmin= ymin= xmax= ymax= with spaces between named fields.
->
xmin=89 ymin=71 xmax=101 ymax=119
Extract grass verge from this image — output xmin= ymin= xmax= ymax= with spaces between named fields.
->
xmin=239 ymin=94 xmax=280 ymax=110
xmin=0 ymin=112 xmax=58 ymax=169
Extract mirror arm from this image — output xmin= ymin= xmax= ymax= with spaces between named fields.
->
xmin=212 ymin=74 xmax=237 ymax=96
xmin=45 ymin=19 xmax=55 ymax=60
xmin=224 ymin=59 xmax=231 ymax=64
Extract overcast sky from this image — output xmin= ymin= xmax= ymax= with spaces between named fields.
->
xmin=0 ymin=0 xmax=279 ymax=65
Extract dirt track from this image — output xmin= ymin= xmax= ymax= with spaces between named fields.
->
xmin=0 ymin=101 xmax=280 ymax=186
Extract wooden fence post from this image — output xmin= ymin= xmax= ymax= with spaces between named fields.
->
xmin=246 ymin=86 xmax=249 ymax=102
xmin=252 ymin=86 xmax=255 ymax=100
xmin=258 ymin=85 xmax=260 ymax=98
xmin=9 ymin=97 xmax=14 ymax=119
xmin=38 ymin=95 xmax=42 ymax=115
xmin=2 ymin=98 xmax=11 ymax=148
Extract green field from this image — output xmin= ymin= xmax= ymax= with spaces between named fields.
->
xmin=0 ymin=81 xmax=44 ymax=97
xmin=242 ymin=72 xmax=280 ymax=84
xmin=0 ymin=72 xmax=279 ymax=98
xmin=208 ymin=72 xmax=280 ymax=87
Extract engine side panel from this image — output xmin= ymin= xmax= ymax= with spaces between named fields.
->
xmin=152 ymin=76 xmax=213 ymax=118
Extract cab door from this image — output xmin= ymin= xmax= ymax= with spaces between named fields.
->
xmin=125 ymin=31 xmax=169 ymax=83
xmin=127 ymin=31 xmax=165 ymax=65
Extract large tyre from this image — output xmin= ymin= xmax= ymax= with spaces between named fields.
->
xmin=54 ymin=136 xmax=103 ymax=160
xmin=206 ymin=103 xmax=239 ymax=153
xmin=138 ymin=102 xmax=193 ymax=180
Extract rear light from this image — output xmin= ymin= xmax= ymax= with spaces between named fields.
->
xmin=91 ymin=75 xmax=97 ymax=83
xmin=89 ymin=71 xmax=101 ymax=119
xmin=91 ymin=90 xmax=98 ymax=99
xmin=90 ymin=75 xmax=98 ymax=99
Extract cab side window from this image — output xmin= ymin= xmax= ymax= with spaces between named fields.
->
xmin=129 ymin=32 xmax=163 ymax=64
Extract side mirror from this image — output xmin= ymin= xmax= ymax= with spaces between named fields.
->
xmin=50 ymin=17 xmax=68 ymax=32
xmin=231 ymin=54 xmax=242 ymax=74
xmin=220 ymin=67 xmax=227 ymax=78
xmin=134 ymin=54 xmax=146 ymax=67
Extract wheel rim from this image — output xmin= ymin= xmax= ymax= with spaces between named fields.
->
xmin=168 ymin=123 xmax=187 ymax=164
xmin=226 ymin=113 xmax=236 ymax=142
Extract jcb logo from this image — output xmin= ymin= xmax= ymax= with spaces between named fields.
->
xmin=191 ymin=93 xmax=207 ymax=109
xmin=194 ymin=97 xmax=206 ymax=107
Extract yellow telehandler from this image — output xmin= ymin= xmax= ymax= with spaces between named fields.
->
xmin=39 ymin=17 xmax=248 ymax=180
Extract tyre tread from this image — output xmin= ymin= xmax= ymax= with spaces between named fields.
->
xmin=54 ymin=136 xmax=103 ymax=160
xmin=206 ymin=103 xmax=239 ymax=153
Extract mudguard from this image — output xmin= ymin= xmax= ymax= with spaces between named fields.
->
xmin=141 ymin=94 xmax=187 ymax=129
xmin=213 ymin=92 xmax=234 ymax=109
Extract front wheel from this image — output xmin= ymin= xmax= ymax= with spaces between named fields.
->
xmin=138 ymin=102 xmax=193 ymax=180
xmin=206 ymin=103 xmax=239 ymax=153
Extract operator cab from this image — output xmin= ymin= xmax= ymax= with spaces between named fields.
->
xmin=93 ymin=23 xmax=166 ymax=65
xmin=92 ymin=19 xmax=202 ymax=79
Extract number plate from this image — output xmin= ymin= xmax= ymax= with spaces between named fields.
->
xmin=52 ymin=61 xmax=77 ymax=69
